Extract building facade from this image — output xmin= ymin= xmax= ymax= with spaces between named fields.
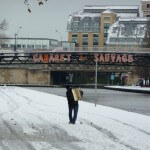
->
xmin=0 ymin=37 xmax=75 ymax=51
xmin=141 ymin=0 xmax=150 ymax=17
xmin=67 ymin=5 xmax=139 ymax=47
xmin=0 ymin=38 xmax=58 ymax=49
xmin=106 ymin=18 xmax=148 ymax=48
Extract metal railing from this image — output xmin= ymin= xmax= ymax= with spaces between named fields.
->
xmin=0 ymin=47 xmax=150 ymax=54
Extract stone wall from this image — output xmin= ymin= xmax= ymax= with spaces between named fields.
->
xmin=127 ymin=71 xmax=139 ymax=86
xmin=0 ymin=68 xmax=50 ymax=85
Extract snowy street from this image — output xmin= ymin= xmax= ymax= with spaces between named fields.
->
xmin=0 ymin=86 xmax=150 ymax=150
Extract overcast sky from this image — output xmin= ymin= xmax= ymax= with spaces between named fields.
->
xmin=0 ymin=0 xmax=141 ymax=41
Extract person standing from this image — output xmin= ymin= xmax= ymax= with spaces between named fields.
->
xmin=66 ymin=85 xmax=79 ymax=124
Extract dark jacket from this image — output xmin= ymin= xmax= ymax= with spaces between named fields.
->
xmin=66 ymin=88 xmax=78 ymax=106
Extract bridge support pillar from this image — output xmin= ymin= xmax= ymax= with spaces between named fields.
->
xmin=0 ymin=68 xmax=51 ymax=86
xmin=127 ymin=71 xmax=139 ymax=86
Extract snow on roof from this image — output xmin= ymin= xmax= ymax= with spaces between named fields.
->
xmin=107 ymin=18 xmax=147 ymax=44
xmin=119 ymin=17 xmax=148 ymax=22
xmin=84 ymin=5 xmax=139 ymax=10
xmin=117 ymin=13 xmax=138 ymax=18
xmin=141 ymin=0 xmax=150 ymax=2
xmin=68 ymin=10 xmax=100 ymax=22
xmin=102 ymin=8 xmax=115 ymax=14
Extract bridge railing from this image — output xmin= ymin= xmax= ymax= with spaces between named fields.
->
xmin=0 ymin=47 xmax=150 ymax=54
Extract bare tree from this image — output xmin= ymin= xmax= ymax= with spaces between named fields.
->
xmin=0 ymin=20 xmax=8 ymax=48
xmin=24 ymin=0 xmax=48 ymax=13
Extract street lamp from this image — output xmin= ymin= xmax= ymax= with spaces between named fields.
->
xmin=95 ymin=59 xmax=98 ymax=107
xmin=55 ymin=30 xmax=62 ymax=46
xmin=14 ymin=27 xmax=22 ymax=51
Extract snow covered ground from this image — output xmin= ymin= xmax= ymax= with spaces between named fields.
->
xmin=0 ymin=86 xmax=150 ymax=150
xmin=105 ymin=85 xmax=150 ymax=91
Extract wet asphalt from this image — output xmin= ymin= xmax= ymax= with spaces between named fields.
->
xmin=25 ymin=87 xmax=150 ymax=116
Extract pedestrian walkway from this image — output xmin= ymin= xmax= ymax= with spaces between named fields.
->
xmin=104 ymin=86 xmax=150 ymax=94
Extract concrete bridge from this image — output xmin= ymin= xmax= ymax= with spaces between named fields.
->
xmin=0 ymin=48 xmax=150 ymax=86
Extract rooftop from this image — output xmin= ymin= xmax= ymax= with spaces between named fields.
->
xmin=84 ymin=5 xmax=139 ymax=10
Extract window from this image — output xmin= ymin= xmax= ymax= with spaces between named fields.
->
xmin=93 ymin=34 xmax=99 ymax=46
xmin=72 ymin=34 xmax=78 ymax=43
xmin=104 ymin=37 xmax=107 ymax=45
xmin=104 ymin=28 xmax=108 ymax=33
xmin=118 ymin=38 xmax=126 ymax=43
xmin=10 ymin=44 xmax=15 ymax=48
xmin=27 ymin=45 xmax=34 ymax=48
xmin=104 ymin=23 xmax=110 ymax=28
xmin=94 ymin=22 xmax=100 ymax=26
xmin=104 ymin=17 xmax=110 ymax=21
xmin=147 ymin=4 xmax=150 ymax=8
xmin=35 ymin=45 xmax=41 ymax=49
xmin=42 ymin=45 xmax=47 ymax=49
xmin=83 ymin=27 xmax=89 ymax=31
xmin=72 ymin=28 xmax=78 ymax=31
xmin=17 ymin=44 xmax=21 ymax=48
xmin=51 ymin=41 xmax=58 ymax=46
xmin=136 ymin=38 xmax=141 ymax=43
xmin=73 ymin=17 xmax=80 ymax=21
xmin=93 ymin=28 xmax=99 ymax=32
xmin=110 ymin=38 xmax=117 ymax=42
xmin=82 ymin=34 xmax=88 ymax=46
xmin=121 ymin=27 xmax=126 ymax=35
xmin=127 ymin=38 xmax=135 ymax=43
xmin=22 ymin=45 xmax=26 ymax=48
xmin=1 ymin=44 xmax=8 ymax=48
xmin=104 ymin=27 xmax=109 ymax=37
xmin=73 ymin=22 xmax=79 ymax=26
xmin=83 ymin=22 xmax=89 ymax=26
xmin=94 ymin=17 xmax=100 ymax=21
xmin=84 ymin=17 xmax=91 ymax=21
xmin=112 ymin=27 xmax=118 ymax=33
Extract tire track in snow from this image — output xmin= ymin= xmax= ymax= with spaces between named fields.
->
xmin=105 ymin=117 xmax=150 ymax=136
xmin=2 ymin=119 xmax=35 ymax=150
xmin=10 ymin=90 xmax=67 ymax=117
xmin=81 ymin=111 xmax=150 ymax=137
xmin=26 ymin=115 xmax=84 ymax=150
xmin=7 ymin=88 xmax=32 ymax=105
xmin=82 ymin=119 xmax=139 ymax=150
xmin=0 ymin=89 xmax=19 ymax=116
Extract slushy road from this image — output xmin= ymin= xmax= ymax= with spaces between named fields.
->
xmin=25 ymin=87 xmax=150 ymax=116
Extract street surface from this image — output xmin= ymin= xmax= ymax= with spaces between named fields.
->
xmin=25 ymin=87 xmax=150 ymax=116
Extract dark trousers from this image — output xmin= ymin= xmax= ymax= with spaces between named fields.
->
xmin=68 ymin=104 xmax=79 ymax=123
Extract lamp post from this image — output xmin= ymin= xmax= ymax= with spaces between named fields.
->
xmin=95 ymin=59 xmax=98 ymax=106
xmin=14 ymin=27 xmax=22 ymax=51
xmin=55 ymin=30 xmax=62 ymax=46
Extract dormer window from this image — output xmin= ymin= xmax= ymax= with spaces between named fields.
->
xmin=73 ymin=22 xmax=79 ymax=26
xmin=83 ymin=22 xmax=89 ymax=26
xmin=94 ymin=17 xmax=100 ymax=21
xmin=83 ymin=27 xmax=89 ymax=31
xmin=84 ymin=17 xmax=91 ymax=21
xmin=94 ymin=22 xmax=100 ymax=26
xmin=73 ymin=17 xmax=80 ymax=21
